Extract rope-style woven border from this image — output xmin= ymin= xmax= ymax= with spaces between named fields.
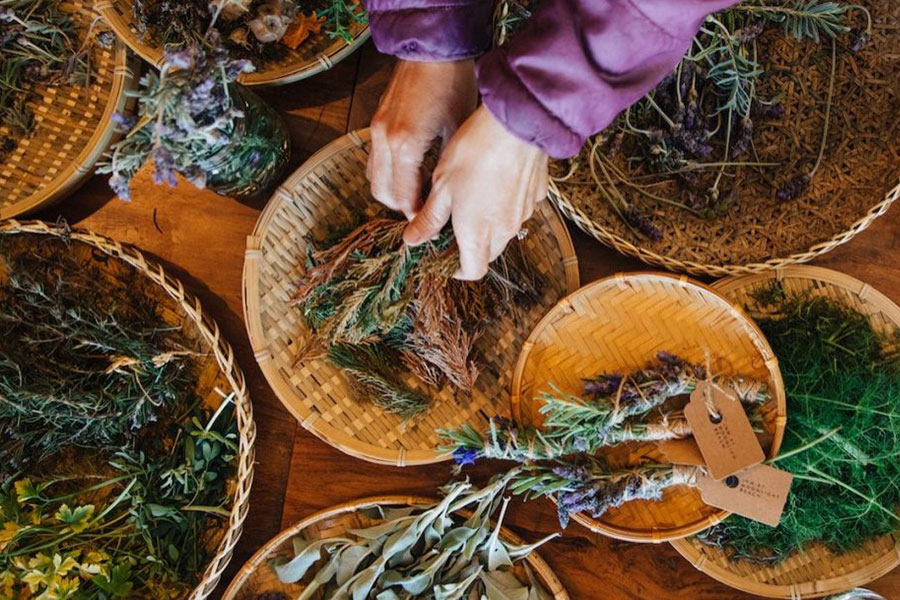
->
xmin=670 ymin=265 xmax=900 ymax=599
xmin=0 ymin=18 xmax=138 ymax=220
xmin=96 ymin=0 xmax=370 ymax=86
xmin=548 ymin=179 xmax=900 ymax=278
xmin=0 ymin=219 xmax=257 ymax=600
xmin=222 ymin=496 xmax=570 ymax=600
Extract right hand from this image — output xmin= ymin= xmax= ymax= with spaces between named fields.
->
xmin=367 ymin=60 xmax=478 ymax=219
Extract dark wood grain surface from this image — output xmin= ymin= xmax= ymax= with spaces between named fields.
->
xmin=36 ymin=41 xmax=900 ymax=599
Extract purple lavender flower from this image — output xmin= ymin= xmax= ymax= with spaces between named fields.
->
xmin=851 ymin=31 xmax=872 ymax=54
xmin=582 ymin=373 xmax=623 ymax=398
xmin=777 ymin=173 xmax=811 ymax=201
xmin=151 ymin=146 xmax=177 ymax=187
xmin=624 ymin=208 xmax=663 ymax=242
xmin=111 ymin=111 xmax=138 ymax=132
xmin=164 ymin=48 xmax=194 ymax=70
xmin=452 ymin=447 xmax=479 ymax=467
xmin=108 ymin=174 xmax=132 ymax=201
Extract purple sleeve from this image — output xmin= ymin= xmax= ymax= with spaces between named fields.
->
xmin=364 ymin=0 xmax=493 ymax=61
xmin=477 ymin=0 xmax=740 ymax=158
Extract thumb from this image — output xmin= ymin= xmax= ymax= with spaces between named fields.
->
xmin=403 ymin=189 xmax=452 ymax=246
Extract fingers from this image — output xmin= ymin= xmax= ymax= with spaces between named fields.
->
xmin=403 ymin=187 xmax=453 ymax=247
xmin=454 ymin=227 xmax=492 ymax=281
xmin=369 ymin=124 xmax=428 ymax=219
xmin=390 ymin=150 xmax=425 ymax=220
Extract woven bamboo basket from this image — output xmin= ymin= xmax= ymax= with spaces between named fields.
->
xmin=221 ymin=495 xmax=570 ymax=599
xmin=670 ymin=265 xmax=900 ymax=599
xmin=511 ymin=272 xmax=787 ymax=543
xmin=96 ymin=0 xmax=369 ymax=85
xmin=0 ymin=1 xmax=137 ymax=220
xmin=0 ymin=220 xmax=256 ymax=600
xmin=243 ymin=129 xmax=580 ymax=466
xmin=548 ymin=0 xmax=900 ymax=278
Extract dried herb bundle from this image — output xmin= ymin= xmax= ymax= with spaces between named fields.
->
xmin=442 ymin=352 xmax=768 ymax=464
xmin=294 ymin=217 xmax=542 ymax=418
xmin=697 ymin=287 xmax=900 ymax=563
xmin=98 ymin=44 xmax=289 ymax=200
xmin=133 ymin=0 xmax=366 ymax=64
xmin=271 ymin=473 xmax=558 ymax=599
xmin=0 ymin=0 xmax=100 ymax=161
xmin=0 ymin=238 xmax=238 ymax=599
xmin=555 ymin=0 xmax=876 ymax=239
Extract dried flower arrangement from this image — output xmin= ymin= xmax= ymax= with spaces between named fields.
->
xmin=0 ymin=0 xmax=108 ymax=162
xmin=98 ymin=43 xmax=290 ymax=200
xmin=0 ymin=238 xmax=238 ymax=599
xmin=552 ymin=0 xmax=900 ymax=265
xmin=695 ymin=286 xmax=900 ymax=563
xmin=441 ymin=352 xmax=770 ymax=528
xmin=292 ymin=217 xmax=543 ymax=419
xmin=132 ymin=0 xmax=366 ymax=63
xmin=270 ymin=474 xmax=558 ymax=599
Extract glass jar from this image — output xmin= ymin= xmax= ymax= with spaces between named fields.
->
xmin=199 ymin=84 xmax=291 ymax=199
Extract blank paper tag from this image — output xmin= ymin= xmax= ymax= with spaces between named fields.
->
xmin=658 ymin=439 xmax=706 ymax=466
xmin=697 ymin=464 xmax=793 ymax=527
xmin=684 ymin=381 xmax=765 ymax=480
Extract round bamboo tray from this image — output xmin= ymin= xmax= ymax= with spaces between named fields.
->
xmin=222 ymin=495 xmax=570 ymax=600
xmin=0 ymin=220 xmax=256 ymax=600
xmin=96 ymin=0 xmax=369 ymax=86
xmin=548 ymin=1 xmax=900 ymax=278
xmin=671 ymin=265 xmax=900 ymax=599
xmin=511 ymin=272 xmax=787 ymax=543
xmin=0 ymin=0 xmax=137 ymax=219
xmin=243 ymin=128 xmax=580 ymax=466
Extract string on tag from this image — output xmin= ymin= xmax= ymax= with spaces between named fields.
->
xmin=703 ymin=350 xmax=722 ymax=422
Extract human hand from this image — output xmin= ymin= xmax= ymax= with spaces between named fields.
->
xmin=404 ymin=105 xmax=549 ymax=280
xmin=367 ymin=60 xmax=478 ymax=218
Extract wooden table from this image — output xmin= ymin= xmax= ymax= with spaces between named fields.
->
xmin=39 ymin=42 xmax=900 ymax=599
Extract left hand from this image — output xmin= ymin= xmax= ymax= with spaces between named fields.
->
xmin=403 ymin=105 xmax=549 ymax=281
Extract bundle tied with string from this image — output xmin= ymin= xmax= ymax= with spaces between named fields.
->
xmin=292 ymin=217 xmax=545 ymax=420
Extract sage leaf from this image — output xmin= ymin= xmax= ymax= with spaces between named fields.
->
xmin=480 ymin=570 xmax=530 ymax=600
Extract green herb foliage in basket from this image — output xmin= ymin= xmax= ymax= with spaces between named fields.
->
xmin=697 ymin=286 xmax=900 ymax=563
xmin=0 ymin=240 xmax=238 ymax=599
xmin=0 ymin=0 xmax=103 ymax=162
xmin=98 ymin=43 xmax=290 ymax=200
xmin=292 ymin=217 xmax=543 ymax=420
xmin=132 ymin=0 xmax=366 ymax=63
xmin=270 ymin=473 xmax=558 ymax=599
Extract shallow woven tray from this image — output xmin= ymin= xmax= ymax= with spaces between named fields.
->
xmin=243 ymin=129 xmax=579 ymax=466
xmin=221 ymin=495 xmax=570 ymax=600
xmin=0 ymin=1 xmax=137 ymax=219
xmin=0 ymin=220 xmax=256 ymax=600
xmin=670 ymin=265 xmax=900 ymax=598
xmin=97 ymin=0 xmax=369 ymax=85
xmin=511 ymin=272 xmax=787 ymax=543
xmin=549 ymin=0 xmax=900 ymax=278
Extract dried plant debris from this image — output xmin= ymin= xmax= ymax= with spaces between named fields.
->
xmin=442 ymin=352 xmax=768 ymax=464
xmin=132 ymin=0 xmax=366 ymax=64
xmin=697 ymin=286 xmax=900 ymax=563
xmin=271 ymin=473 xmax=558 ymax=599
xmin=293 ymin=217 xmax=543 ymax=418
xmin=0 ymin=237 xmax=238 ymax=599
xmin=0 ymin=0 xmax=101 ymax=160
xmin=553 ymin=0 xmax=900 ymax=264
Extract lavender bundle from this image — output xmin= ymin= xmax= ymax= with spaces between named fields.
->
xmin=442 ymin=351 xmax=768 ymax=464
xmin=293 ymin=218 xmax=542 ymax=418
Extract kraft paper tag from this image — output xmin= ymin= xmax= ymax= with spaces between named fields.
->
xmin=657 ymin=438 xmax=706 ymax=466
xmin=697 ymin=464 xmax=793 ymax=527
xmin=684 ymin=381 xmax=764 ymax=479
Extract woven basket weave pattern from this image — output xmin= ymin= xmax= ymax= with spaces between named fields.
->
xmin=243 ymin=129 xmax=579 ymax=466
xmin=97 ymin=0 xmax=369 ymax=85
xmin=0 ymin=1 xmax=135 ymax=219
xmin=222 ymin=496 xmax=570 ymax=600
xmin=671 ymin=266 xmax=900 ymax=599
xmin=0 ymin=220 xmax=256 ymax=600
xmin=512 ymin=273 xmax=786 ymax=542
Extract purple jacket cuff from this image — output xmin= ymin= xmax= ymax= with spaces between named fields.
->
xmin=366 ymin=0 xmax=493 ymax=61
xmin=477 ymin=0 xmax=740 ymax=158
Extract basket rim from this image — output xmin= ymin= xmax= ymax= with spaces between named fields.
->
xmin=548 ymin=176 xmax=900 ymax=278
xmin=670 ymin=264 xmax=900 ymax=599
xmin=0 ymin=10 xmax=138 ymax=220
xmin=0 ymin=219 xmax=257 ymax=600
xmin=510 ymin=270 xmax=788 ymax=543
xmin=243 ymin=128 xmax=580 ymax=467
xmin=221 ymin=494 xmax=570 ymax=600
xmin=96 ymin=0 xmax=370 ymax=86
